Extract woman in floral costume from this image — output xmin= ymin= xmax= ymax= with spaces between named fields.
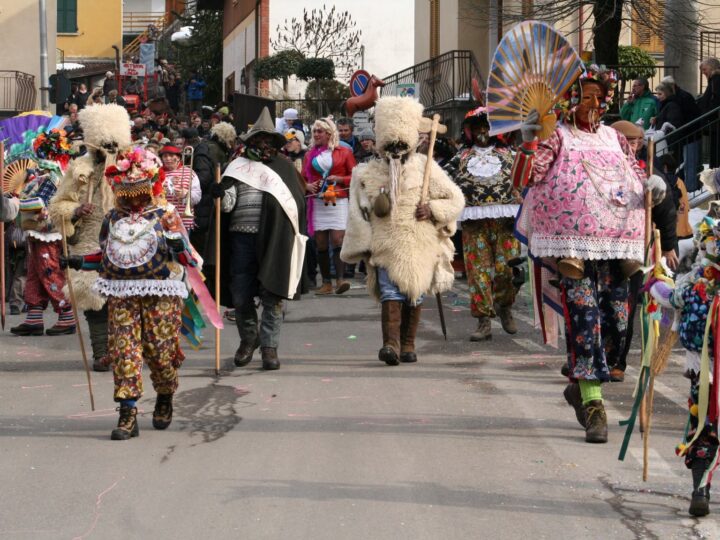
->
xmin=63 ymin=147 xmax=194 ymax=440
xmin=514 ymin=66 xmax=667 ymax=444
xmin=445 ymin=106 xmax=521 ymax=341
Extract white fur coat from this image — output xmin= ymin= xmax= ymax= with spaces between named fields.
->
xmin=341 ymin=154 xmax=465 ymax=302
xmin=49 ymin=155 xmax=115 ymax=311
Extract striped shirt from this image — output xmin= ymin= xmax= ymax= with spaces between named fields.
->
xmin=163 ymin=165 xmax=201 ymax=230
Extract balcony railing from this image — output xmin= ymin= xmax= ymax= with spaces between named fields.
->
xmin=124 ymin=11 xmax=170 ymax=34
xmin=0 ymin=71 xmax=36 ymax=114
xmin=380 ymin=50 xmax=485 ymax=110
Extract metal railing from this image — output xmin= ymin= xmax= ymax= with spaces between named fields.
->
xmin=380 ymin=50 xmax=484 ymax=109
xmin=124 ymin=11 xmax=169 ymax=34
xmin=648 ymin=102 xmax=720 ymax=198
xmin=274 ymin=99 xmax=346 ymax=121
xmin=123 ymin=13 xmax=170 ymax=59
xmin=0 ymin=71 xmax=36 ymax=114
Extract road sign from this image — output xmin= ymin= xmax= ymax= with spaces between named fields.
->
xmin=120 ymin=62 xmax=146 ymax=77
xmin=350 ymin=70 xmax=371 ymax=97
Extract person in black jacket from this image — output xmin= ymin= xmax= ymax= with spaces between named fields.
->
xmin=700 ymin=58 xmax=720 ymax=168
xmin=662 ymin=76 xmax=703 ymax=189
xmin=653 ymin=82 xmax=685 ymax=132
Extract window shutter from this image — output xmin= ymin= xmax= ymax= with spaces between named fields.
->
xmin=58 ymin=0 xmax=77 ymax=33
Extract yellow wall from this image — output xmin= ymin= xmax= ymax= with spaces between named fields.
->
xmin=57 ymin=0 xmax=121 ymax=59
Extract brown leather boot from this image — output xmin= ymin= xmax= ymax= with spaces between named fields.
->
xmin=379 ymin=301 xmax=402 ymax=365
xmin=400 ymin=304 xmax=421 ymax=363
xmin=470 ymin=317 xmax=492 ymax=341
xmin=496 ymin=305 xmax=517 ymax=335
xmin=584 ymin=400 xmax=608 ymax=443
xmin=111 ymin=405 xmax=139 ymax=440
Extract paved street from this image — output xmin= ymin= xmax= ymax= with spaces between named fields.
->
xmin=0 ymin=279 xmax=717 ymax=539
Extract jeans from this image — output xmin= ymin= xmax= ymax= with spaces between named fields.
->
xmin=229 ymin=232 xmax=283 ymax=348
xmin=377 ymin=267 xmax=423 ymax=306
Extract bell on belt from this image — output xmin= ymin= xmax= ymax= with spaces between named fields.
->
xmin=619 ymin=259 xmax=642 ymax=279
xmin=557 ymin=257 xmax=584 ymax=280
xmin=373 ymin=187 xmax=391 ymax=218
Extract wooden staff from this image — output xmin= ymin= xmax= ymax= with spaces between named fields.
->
xmin=420 ymin=114 xmax=442 ymax=204
xmin=639 ymin=139 xmax=655 ymax=435
xmin=214 ymin=164 xmax=221 ymax=375
xmin=61 ymin=218 xmax=95 ymax=411
xmin=1 ymin=141 xmax=5 ymax=330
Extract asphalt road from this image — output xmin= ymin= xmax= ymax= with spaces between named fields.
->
xmin=0 ymin=279 xmax=717 ymax=539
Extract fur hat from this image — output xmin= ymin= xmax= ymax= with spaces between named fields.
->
xmin=373 ymin=96 xmax=424 ymax=154
xmin=78 ymin=104 xmax=131 ymax=151
xmin=210 ymin=121 xmax=237 ymax=150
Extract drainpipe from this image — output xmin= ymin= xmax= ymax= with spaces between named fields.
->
xmin=39 ymin=0 xmax=50 ymax=110
xmin=112 ymin=45 xmax=120 ymax=70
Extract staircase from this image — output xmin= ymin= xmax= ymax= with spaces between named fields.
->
xmin=381 ymin=50 xmax=485 ymax=136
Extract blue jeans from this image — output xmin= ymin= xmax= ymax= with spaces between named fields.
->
xmin=377 ymin=267 xmax=423 ymax=306
xmin=229 ymin=232 xmax=283 ymax=348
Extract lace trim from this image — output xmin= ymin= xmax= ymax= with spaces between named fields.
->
xmin=92 ymin=278 xmax=188 ymax=298
xmin=26 ymin=231 xmax=62 ymax=242
xmin=529 ymin=235 xmax=644 ymax=261
xmin=461 ymin=204 xmax=519 ymax=221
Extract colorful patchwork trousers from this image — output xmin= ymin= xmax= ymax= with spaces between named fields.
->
xmin=462 ymin=218 xmax=520 ymax=318
xmin=108 ymin=295 xmax=185 ymax=402
xmin=561 ymin=260 xmax=629 ymax=382
xmin=24 ymin=239 xmax=69 ymax=312
xmin=685 ymin=372 xmax=719 ymax=470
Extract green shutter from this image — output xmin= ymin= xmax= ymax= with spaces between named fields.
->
xmin=57 ymin=0 xmax=77 ymax=33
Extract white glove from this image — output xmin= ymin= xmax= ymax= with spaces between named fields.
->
xmin=645 ymin=174 xmax=667 ymax=206
xmin=521 ymin=109 xmax=542 ymax=143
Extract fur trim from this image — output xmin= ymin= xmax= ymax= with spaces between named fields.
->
xmin=211 ymin=121 xmax=237 ymax=150
xmin=374 ymin=97 xmax=424 ymax=153
xmin=78 ymin=104 xmax=131 ymax=150
xmin=341 ymin=154 xmax=465 ymax=302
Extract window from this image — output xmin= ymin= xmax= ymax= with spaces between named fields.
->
xmin=58 ymin=0 xmax=77 ymax=34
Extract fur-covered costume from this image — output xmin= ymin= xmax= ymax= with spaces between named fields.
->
xmin=49 ymin=104 xmax=131 ymax=371
xmin=341 ymin=97 xmax=464 ymax=365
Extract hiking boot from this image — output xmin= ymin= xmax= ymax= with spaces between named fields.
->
xmin=315 ymin=282 xmax=334 ymax=295
xmin=335 ymin=280 xmax=351 ymax=295
xmin=379 ymin=301 xmax=402 ymax=365
xmin=470 ymin=317 xmax=492 ymax=341
xmin=561 ymin=364 xmax=570 ymax=377
xmin=261 ymin=347 xmax=280 ymax=370
xmin=10 ymin=323 xmax=44 ymax=336
xmin=584 ymin=400 xmax=608 ymax=443
xmin=152 ymin=394 xmax=173 ymax=430
xmin=496 ymin=306 xmax=517 ymax=335
xmin=563 ymin=382 xmax=586 ymax=428
xmin=93 ymin=356 xmax=110 ymax=372
xmin=110 ymin=405 xmax=139 ymax=440
xmin=45 ymin=324 xmax=76 ymax=336
xmin=234 ymin=337 xmax=260 ymax=367
xmin=400 ymin=304 xmax=421 ymax=363
xmin=609 ymin=368 xmax=625 ymax=382
xmin=690 ymin=460 xmax=711 ymax=517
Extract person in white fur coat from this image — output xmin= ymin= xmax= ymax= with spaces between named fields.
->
xmin=49 ymin=104 xmax=131 ymax=372
xmin=341 ymin=97 xmax=465 ymax=366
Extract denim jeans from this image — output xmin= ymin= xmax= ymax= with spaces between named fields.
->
xmin=377 ymin=267 xmax=423 ymax=306
xmin=229 ymin=232 xmax=283 ymax=348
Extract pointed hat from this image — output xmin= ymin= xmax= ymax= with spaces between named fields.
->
xmin=240 ymin=107 xmax=287 ymax=148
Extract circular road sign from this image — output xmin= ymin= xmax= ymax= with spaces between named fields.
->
xmin=350 ymin=70 xmax=371 ymax=97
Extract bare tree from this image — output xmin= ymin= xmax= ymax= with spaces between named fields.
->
xmin=272 ymin=5 xmax=363 ymax=80
xmin=461 ymin=0 xmax=717 ymax=66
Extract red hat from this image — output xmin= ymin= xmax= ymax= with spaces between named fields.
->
xmin=159 ymin=145 xmax=182 ymax=156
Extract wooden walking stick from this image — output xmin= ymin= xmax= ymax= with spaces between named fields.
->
xmin=419 ymin=114 xmax=451 ymax=337
xmin=639 ymin=139 xmax=655 ymax=435
xmin=214 ymin=164 xmax=221 ymax=375
xmin=1 ymin=142 xmax=5 ymax=330
xmin=60 ymin=218 xmax=95 ymax=411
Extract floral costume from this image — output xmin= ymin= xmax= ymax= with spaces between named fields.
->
xmin=446 ymin=144 xmax=520 ymax=318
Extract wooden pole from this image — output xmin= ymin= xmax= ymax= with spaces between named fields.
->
xmin=61 ymin=219 xmax=95 ymax=411
xmin=420 ymin=114 xmax=441 ymax=204
xmin=214 ymin=164 xmax=221 ymax=375
xmin=639 ymin=139 xmax=655 ymax=435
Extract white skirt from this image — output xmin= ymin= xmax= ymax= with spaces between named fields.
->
xmin=313 ymin=197 xmax=349 ymax=231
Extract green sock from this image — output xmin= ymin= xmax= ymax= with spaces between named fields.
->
xmin=578 ymin=380 xmax=603 ymax=405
